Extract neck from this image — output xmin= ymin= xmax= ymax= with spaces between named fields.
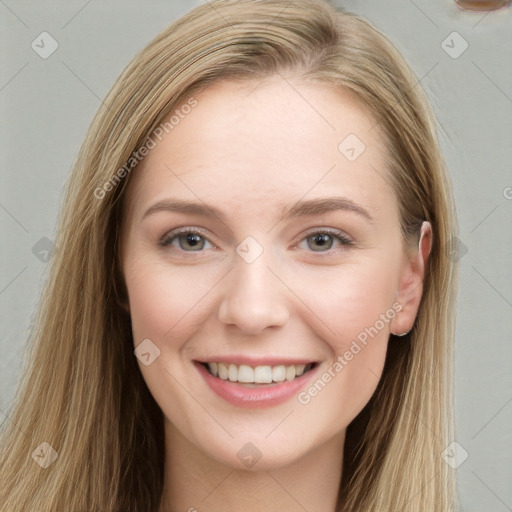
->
xmin=159 ymin=420 xmax=345 ymax=512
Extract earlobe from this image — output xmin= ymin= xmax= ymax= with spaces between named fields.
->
xmin=390 ymin=221 xmax=432 ymax=336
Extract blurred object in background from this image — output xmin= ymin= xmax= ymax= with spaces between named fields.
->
xmin=455 ymin=0 xmax=510 ymax=11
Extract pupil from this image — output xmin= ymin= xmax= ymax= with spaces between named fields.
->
xmin=180 ymin=233 xmax=203 ymax=250
xmin=310 ymin=233 xmax=332 ymax=251
xmin=187 ymin=234 xmax=200 ymax=245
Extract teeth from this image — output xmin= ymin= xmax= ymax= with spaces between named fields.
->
xmin=237 ymin=365 xmax=254 ymax=383
xmin=228 ymin=363 xmax=238 ymax=382
xmin=254 ymin=366 xmax=273 ymax=384
xmin=218 ymin=363 xmax=228 ymax=380
xmin=206 ymin=362 xmax=312 ymax=384
xmin=295 ymin=364 xmax=306 ymax=376
xmin=272 ymin=365 xmax=286 ymax=382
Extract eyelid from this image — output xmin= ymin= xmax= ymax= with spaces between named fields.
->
xmin=159 ymin=226 xmax=215 ymax=248
xmin=158 ymin=226 xmax=354 ymax=252
xmin=299 ymin=227 xmax=354 ymax=246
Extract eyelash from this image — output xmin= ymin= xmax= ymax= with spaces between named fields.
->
xmin=298 ymin=228 xmax=354 ymax=252
xmin=159 ymin=227 xmax=213 ymax=251
xmin=159 ymin=226 xmax=354 ymax=254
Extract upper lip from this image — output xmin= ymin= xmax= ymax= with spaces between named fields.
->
xmin=195 ymin=356 xmax=317 ymax=366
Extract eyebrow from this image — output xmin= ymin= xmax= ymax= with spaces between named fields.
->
xmin=142 ymin=199 xmax=226 ymax=221
xmin=142 ymin=196 xmax=373 ymax=223
xmin=283 ymin=197 xmax=373 ymax=222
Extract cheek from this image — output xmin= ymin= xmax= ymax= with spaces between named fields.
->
xmin=292 ymin=255 xmax=399 ymax=347
xmin=295 ymin=286 xmax=392 ymax=432
xmin=125 ymin=259 xmax=222 ymax=345
xmin=289 ymin=258 xmax=398 ymax=422
xmin=124 ymin=259 xmax=225 ymax=436
xmin=295 ymin=339 xmax=388 ymax=434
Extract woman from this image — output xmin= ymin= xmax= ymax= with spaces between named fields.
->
xmin=0 ymin=0 xmax=459 ymax=510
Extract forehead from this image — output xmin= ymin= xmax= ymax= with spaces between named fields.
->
xmin=124 ymin=77 xmax=395 ymax=223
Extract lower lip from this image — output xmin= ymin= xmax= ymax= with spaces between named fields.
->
xmin=196 ymin=363 xmax=318 ymax=408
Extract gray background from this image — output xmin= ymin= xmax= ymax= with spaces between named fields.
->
xmin=1 ymin=1 xmax=511 ymax=510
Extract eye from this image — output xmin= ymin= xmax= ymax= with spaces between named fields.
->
xmin=160 ymin=228 xmax=214 ymax=252
xmin=300 ymin=230 xmax=353 ymax=252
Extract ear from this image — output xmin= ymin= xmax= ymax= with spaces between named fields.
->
xmin=390 ymin=221 xmax=432 ymax=336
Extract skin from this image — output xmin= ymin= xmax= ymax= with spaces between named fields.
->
xmin=120 ymin=76 xmax=431 ymax=512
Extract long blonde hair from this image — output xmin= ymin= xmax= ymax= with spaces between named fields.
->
xmin=0 ymin=1 xmax=458 ymax=510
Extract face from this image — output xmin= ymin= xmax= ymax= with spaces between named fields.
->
xmin=121 ymin=77 xmax=426 ymax=471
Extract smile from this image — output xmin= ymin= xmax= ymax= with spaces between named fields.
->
xmin=203 ymin=362 xmax=314 ymax=385
xmin=196 ymin=359 xmax=319 ymax=408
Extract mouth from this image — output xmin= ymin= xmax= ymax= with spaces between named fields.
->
xmin=200 ymin=361 xmax=316 ymax=387
xmin=195 ymin=359 xmax=319 ymax=408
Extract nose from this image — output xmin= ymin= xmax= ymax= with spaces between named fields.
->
xmin=217 ymin=254 xmax=290 ymax=334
